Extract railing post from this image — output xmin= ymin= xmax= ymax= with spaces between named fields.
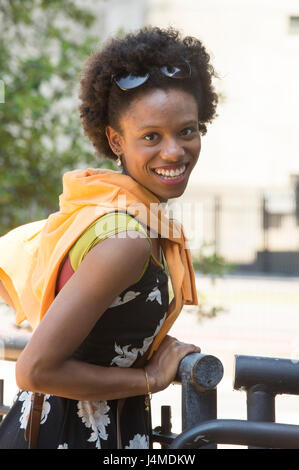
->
xmin=176 ymin=352 xmax=224 ymax=449
xmin=168 ymin=353 xmax=299 ymax=449
xmin=247 ymin=385 xmax=276 ymax=422
xmin=233 ymin=354 xmax=299 ymax=449
xmin=160 ymin=406 xmax=172 ymax=450
xmin=151 ymin=352 xmax=224 ymax=448
xmin=246 ymin=385 xmax=276 ymax=449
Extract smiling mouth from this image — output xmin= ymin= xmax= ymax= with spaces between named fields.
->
xmin=152 ymin=163 xmax=189 ymax=181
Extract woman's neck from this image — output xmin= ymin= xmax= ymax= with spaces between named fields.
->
xmin=121 ymin=167 xmax=168 ymax=203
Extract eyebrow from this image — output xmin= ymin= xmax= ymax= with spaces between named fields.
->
xmin=137 ymin=120 xmax=198 ymax=131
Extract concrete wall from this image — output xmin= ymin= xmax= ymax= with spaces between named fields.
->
xmin=76 ymin=0 xmax=148 ymax=42
xmin=75 ymin=1 xmax=299 ymax=266
xmin=147 ymin=0 xmax=299 ymax=191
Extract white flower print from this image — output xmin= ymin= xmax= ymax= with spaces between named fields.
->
xmin=77 ymin=400 xmax=110 ymax=449
xmin=18 ymin=391 xmax=51 ymax=429
xmin=40 ymin=397 xmax=51 ymax=425
xmin=57 ymin=443 xmax=68 ymax=449
xmin=146 ymin=286 xmax=162 ymax=305
xmin=18 ymin=391 xmax=32 ymax=429
xmin=109 ymin=290 xmax=141 ymax=308
xmin=110 ymin=343 xmax=141 ymax=367
xmin=110 ymin=312 xmax=167 ymax=367
xmin=125 ymin=433 xmax=149 ymax=449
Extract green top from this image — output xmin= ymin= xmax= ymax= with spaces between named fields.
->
xmin=69 ymin=211 xmax=161 ymax=283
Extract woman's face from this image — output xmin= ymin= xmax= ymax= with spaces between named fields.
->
xmin=106 ymin=88 xmax=201 ymax=202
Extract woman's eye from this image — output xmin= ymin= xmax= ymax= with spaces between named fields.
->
xmin=181 ymin=127 xmax=196 ymax=136
xmin=143 ymin=133 xmax=158 ymax=142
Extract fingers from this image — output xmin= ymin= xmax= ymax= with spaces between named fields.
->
xmin=155 ymin=335 xmax=202 ymax=368
xmin=162 ymin=335 xmax=201 ymax=354
xmin=146 ymin=336 xmax=202 ymax=393
xmin=176 ymin=343 xmax=201 ymax=363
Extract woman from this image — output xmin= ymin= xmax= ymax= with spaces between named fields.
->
xmin=0 ymin=26 xmax=218 ymax=449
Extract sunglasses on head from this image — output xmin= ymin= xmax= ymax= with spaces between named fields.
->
xmin=112 ymin=60 xmax=192 ymax=91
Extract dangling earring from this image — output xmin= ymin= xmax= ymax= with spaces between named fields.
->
xmin=113 ymin=149 xmax=122 ymax=167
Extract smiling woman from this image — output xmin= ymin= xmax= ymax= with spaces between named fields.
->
xmin=105 ymin=88 xmax=201 ymax=201
xmin=0 ymin=26 xmax=218 ymax=449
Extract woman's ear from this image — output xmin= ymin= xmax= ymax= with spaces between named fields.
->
xmin=105 ymin=126 xmax=123 ymax=156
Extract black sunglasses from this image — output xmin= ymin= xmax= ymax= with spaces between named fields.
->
xmin=112 ymin=61 xmax=192 ymax=91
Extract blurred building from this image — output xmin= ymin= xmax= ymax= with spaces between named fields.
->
xmin=79 ymin=0 xmax=299 ymax=273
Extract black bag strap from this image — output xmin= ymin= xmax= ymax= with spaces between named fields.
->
xmin=24 ymin=393 xmax=45 ymax=449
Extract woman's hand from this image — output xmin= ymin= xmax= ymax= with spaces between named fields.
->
xmin=145 ymin=335 xmax=201 ymax=393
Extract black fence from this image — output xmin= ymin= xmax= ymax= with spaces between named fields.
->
xmin=186 ymin=193 xmax=299 ymax=276
xmin=164 ymin=354 xmax=299 ymax=449
xmin=152 ymin=352 xmax=223 ymax=449
xmin=1 ymin=336 xmax=299 ymax=449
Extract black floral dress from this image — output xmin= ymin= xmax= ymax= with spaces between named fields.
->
xmin=0 ymin=228 xmax=169 ymax=449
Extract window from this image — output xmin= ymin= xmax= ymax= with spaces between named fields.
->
xmin=289 ymin=16 xmax=299 ymax=34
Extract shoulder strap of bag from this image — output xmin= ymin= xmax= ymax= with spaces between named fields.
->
xmin=24 ymin=392 xmax=45 ymax=449
xmin=24 ymin=354 xmax=150 ymax=449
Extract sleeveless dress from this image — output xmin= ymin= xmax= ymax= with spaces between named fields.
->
xmin=0 ymin=211 xmax=169 ymax=449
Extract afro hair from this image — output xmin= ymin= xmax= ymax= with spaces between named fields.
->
xmin=78 ymin=26 xmax=218 ymax=161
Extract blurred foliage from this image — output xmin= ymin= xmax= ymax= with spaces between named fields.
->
xmin=167 ymin=242 xmax=234 ymax=321
xmin=0 ymin=0 xmax=115 ymax=235
xmin=191 ymin=242 xmax=235 ymax=320
xmin=192 ymin=242 xmax=235 ymax=281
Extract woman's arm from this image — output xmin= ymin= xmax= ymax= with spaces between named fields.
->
xmin=16 ymin=232 xmax=153 ymax=401
xmin=15 ymin=231 xmax=201 ymax=401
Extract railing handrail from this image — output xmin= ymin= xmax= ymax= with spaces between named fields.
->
xmin=0 ymin=334 xmax=29 ymax=361
xmin=174 ymin=352 xmax=224 ymax=391
xmin=234 ymin=354 xmax=299 ymax=395
xmin=168 ymin=419 xmax=299 ymax=449
xmin=153 ymin=352 xmax=224 ymax=448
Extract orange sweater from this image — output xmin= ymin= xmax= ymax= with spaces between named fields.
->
xmin=0 ymin=168 xmax=198 ymax=359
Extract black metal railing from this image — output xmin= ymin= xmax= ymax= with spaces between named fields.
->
xmin=167 ymin=354 xmax=299 ymax=449
xmin=152 ymin=352 xmax=224 ymax=449
xmin=0 ymin=379 xmax=10 ymax=424
xmin=233 ymin=354 xmax=299 ymax=449
xmin=0 ymin=335 xmax=28 ymax=361
xmin=168 ymin=419 xmax=299 ymax=449
xmin=0 ymin=335 xmax=28 ymax=423
xmin=1 ymin=334 xmax=299 ymax=449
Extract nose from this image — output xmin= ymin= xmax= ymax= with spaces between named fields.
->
xmin=159 ymin=137 xmax=185 ymax=161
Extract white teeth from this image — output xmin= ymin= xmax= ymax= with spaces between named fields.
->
xmin=155 ymin=165 xmax=186 ymax=178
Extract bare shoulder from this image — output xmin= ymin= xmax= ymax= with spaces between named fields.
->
xmin=70 ymin=230 xmax=151 ymax=296
xmin=84 ymin=230 xmax=151 ymax=276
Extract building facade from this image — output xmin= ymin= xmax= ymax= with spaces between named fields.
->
xmin=80 ymin=0 xmax=299 ymax=270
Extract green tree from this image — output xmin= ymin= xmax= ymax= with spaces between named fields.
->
xmin=0 ymin=0 xmax=114 ymax=235
xmin=191 ymin=242 xmax=234 ymax=320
